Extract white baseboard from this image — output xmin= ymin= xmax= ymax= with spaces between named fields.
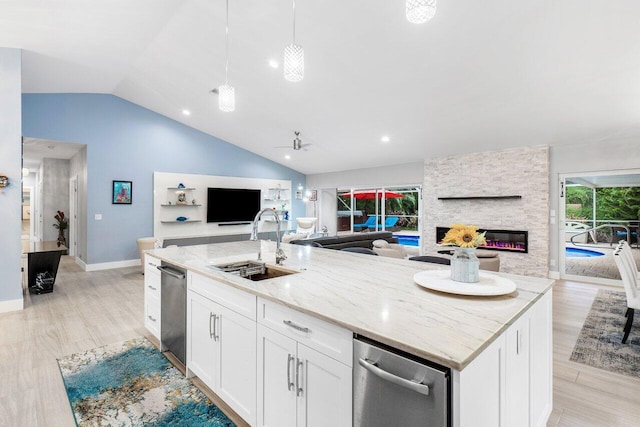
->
xmin=82 ymin=259 xmax=141 ymax=272
xmin=76 ymin=257 xmax=87 ymax=270
xmin=0 ymin=297 xmax=24 ymax=313
xmin=548 ymin=271 xmax=560 ymax=279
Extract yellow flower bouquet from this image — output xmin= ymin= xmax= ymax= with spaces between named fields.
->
xmin=441 ymin=224 xmax=486 ymax=248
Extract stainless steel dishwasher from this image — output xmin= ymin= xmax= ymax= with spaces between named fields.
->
xmin=158 ymin=262 xmax=187 ymax=365
xmin=353 ymin=336 xmax=450 ymax=427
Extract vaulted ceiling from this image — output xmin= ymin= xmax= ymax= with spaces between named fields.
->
xmin=3 ymin=1 xmax=640 ymax=174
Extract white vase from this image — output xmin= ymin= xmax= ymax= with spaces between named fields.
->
xmin=450 ymin=247 xmax=480 ymax=283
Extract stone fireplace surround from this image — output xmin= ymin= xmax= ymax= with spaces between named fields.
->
xmin=423 ymin=145 xmax=549 ymax=278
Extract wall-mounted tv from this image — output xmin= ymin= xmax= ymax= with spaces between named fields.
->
xmin=207 ymin=187 xmax=261 ymax=223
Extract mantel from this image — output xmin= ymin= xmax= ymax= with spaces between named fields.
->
xmin=437 ymin=195 xmax=522 ymax=201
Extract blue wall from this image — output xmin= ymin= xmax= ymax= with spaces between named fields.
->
xmin=22 ymin=94 xmax=306 ymax=264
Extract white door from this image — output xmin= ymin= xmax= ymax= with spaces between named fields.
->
xmin=217 ymin=305 xmax=257 ymax=426
xmin=186 ymin=291 xmax=219 ymax=390
xmin=69 ymin=175 xmax=78 ymax=256
xmin=296 ymin=343 xmax=352 ymax=427
xmin=257 ymin=324 xmax=297 ymax=427
xmin=505 ymin=315 xmax=530 ymax=427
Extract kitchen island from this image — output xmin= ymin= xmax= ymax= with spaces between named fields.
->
xmin=146 ymin=240 xmax=553 ymax=427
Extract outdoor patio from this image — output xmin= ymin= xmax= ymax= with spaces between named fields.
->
xmin=565 ymin=243 xmax=640 ymax=280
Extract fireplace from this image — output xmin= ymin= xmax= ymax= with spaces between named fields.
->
xmin=436 ymin=227 xmax=528 ymax=253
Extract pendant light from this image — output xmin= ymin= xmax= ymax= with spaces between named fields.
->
xmin=406 ymin=0 xmax=437 ymax=24
xmin=219 ymin=0 xmax=235 ymax=111
xmin=284 ymin=0 xmax=304 ymax=82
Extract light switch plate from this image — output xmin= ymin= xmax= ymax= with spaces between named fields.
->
xmin=94 ymin=214 xmax=102 ymax=220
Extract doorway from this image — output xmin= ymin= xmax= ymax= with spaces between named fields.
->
xmin=559 ymin=170 xmax=640 ymax=285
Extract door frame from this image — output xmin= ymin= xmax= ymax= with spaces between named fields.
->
xmin=69 ymin=174 xmax=78 ymax=257
xmin=558 ymin=168 xmax=640 ymax=285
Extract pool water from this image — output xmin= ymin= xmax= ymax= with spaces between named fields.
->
xmin=395 ymin=235 xmax=420 ymax=247
xmin=566 ymin=247 xmax=605 ymax=258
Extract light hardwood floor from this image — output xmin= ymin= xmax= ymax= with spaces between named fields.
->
xmin=1 ymin=257 xmax=639 ymax=426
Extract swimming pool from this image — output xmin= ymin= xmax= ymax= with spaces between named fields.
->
xmin=566 ymin=247 xmax=605 ymax=258
xmin=394 ymin=235 xmax=420 ymax=247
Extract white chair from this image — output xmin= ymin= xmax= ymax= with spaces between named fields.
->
xmin=296 ymin=217 xmax=317 ymax=236
xmin=618 ymin=241 xmax=639 ymax=279
xmin=613 ymin=248 xmax=640 ymax=343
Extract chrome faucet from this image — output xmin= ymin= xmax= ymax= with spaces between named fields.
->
xmin=250 ymin=208 xmax=287 ymax=265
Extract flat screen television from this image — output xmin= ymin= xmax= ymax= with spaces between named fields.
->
xmin=206 ymin=187 xmax=261 ymax=223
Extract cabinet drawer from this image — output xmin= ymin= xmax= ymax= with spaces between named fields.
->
xmin=189 ymin=272 xmax=256 ymax=321
xmin=258 ymin=297 xmax=353 ymax=366
xmin=145 ymin=275 xmax=160 ymax=299
xmin=145 ymin=255 xmax=161 ymax=274
xmin=145 ymin=293 xmax=160 ymax=339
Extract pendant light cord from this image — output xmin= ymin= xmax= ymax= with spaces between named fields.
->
xmin=292 ymin=0 xmax=296 ymax=44
xmin=225 ymin=0 xmax=230 ymax=85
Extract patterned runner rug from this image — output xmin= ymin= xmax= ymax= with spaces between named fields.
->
xmin=570 ymin=290 xmax=640 ymax=377
xmin=57 ymin=337 xmax=236 ymax=426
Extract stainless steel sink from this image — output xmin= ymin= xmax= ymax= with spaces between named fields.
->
xmin=211 ymin=260 xmax=298 ymax=281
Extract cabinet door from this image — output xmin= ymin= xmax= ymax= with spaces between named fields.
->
xmin=296 ymin=344 xmax=352 ymax=427
xmin=257 ymin=325 xmax=297 ymax=427
xmin=529 ymin=291 xmax=552 ymax=427
xmin=505 ymin=315 xmax=530 ymax=427
xmin=187 ymin=290 xmax=219 ymax=390
xmin=218 ymin=304 xmax=257 ymax=426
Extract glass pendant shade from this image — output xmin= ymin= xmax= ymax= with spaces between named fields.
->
xmin=406 ymin=0 xmax=436 ymax=24
xmin=218 ymin=84 xmax=235 ymax=112
xmin=284 ymin=43 xmax=304 ymax=82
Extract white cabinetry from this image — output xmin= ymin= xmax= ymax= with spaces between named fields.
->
xmin=144 ymin=255 xmax=161 ymax=339
xmin=187 ymin=272 xmax=257 ymax=426
xmin=455 ymin=289 xmax=552 ymax=427
xmin=257 ymin=298 xmax=352 ymax=427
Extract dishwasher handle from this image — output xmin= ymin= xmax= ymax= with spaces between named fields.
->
xmin=157 ymin=265 xmax=185 ymax=280
xmin=359 ymin=358 xmax=430 ymax=396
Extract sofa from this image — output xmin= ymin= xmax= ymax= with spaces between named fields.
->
xmin=290 ymin=231 xmax=399 ymax=250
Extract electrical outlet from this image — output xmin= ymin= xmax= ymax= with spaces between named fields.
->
xmin=95 ymin=214 xmax=102 ymax=220
xmin=550 ymin=259 xmax=556 ymax=267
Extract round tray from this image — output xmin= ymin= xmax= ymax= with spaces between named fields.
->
xmin=413 ymin=269 xmax=517 ymax=296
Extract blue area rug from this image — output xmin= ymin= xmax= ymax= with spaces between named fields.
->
xmin=57 ymin=337 xmax=236 ymax=427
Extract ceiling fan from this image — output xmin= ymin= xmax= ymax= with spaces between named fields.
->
xmin=274 ymin=131 xmax=312 ymax=151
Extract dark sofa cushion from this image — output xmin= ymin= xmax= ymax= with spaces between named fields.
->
xmin=291 ymin=231 xmax=398 ymax=250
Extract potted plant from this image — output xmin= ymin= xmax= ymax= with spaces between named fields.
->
xmin=441 ymin=224 xmax=486 ymax=283
xmin=53 ymin=210 xmax=68 ymax=247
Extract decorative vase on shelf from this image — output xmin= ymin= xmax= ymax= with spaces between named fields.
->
xmin=450 ymin=247 xmax=480 ymax=283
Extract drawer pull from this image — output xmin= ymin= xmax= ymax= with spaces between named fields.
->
xmin=283 ymin=320 xmax=310 ymax=333
xmin=147 ymin=315 xmax=157 ymax=322
xmin=147 ymin=285 xmax=157 ymax=291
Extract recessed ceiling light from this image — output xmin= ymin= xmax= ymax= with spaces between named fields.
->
xmin=182 ymin=109 xmax=191 ymax=116
xmin=269 ymin=59 xmax=279 ymax=69
xmin=285 ymin=154 xmax=291 ymax=160
xmin=381 ymin=136 xmax=391 ymax=143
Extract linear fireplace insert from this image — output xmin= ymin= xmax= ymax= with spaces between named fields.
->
xmin=436 ymin=227 xmax=528 ymax=253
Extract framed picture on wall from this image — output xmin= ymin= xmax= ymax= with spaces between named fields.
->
xmin=113 ymin=180 xmax=132 ymax=204
xmin=309 ymin=190 xmax=317 ymax=201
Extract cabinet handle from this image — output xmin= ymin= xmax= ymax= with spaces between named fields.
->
xmin=358 ymin=358 xmax=430 ymax=396
xmin=283 ymin=320 xmax=310 ymax=333
xmin=296 ymin=358 xmax=304 ymax=396
xmin=147 ymin=285 xmax=157 ymax=291
xmin=287 ymin=354 xmax=294 ymax=391
xmin=516 ymin=330 xmax=520 ymax=355
xmin=147 ymin=315 xmax=157 ymax=322
xmin=213 ymin=315 xmax=220 ymax=341
xmin=209 ymin=312 xmax=214 ymax=339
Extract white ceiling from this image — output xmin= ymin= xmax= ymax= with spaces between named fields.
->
xmin=3 ymin=0 xmax=640 ymax=175
xmin=22 ymin=137 xmax=84 ymax=169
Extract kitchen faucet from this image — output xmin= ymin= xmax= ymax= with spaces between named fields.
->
xmin=250 ymin=208 xmax=287 ymax=265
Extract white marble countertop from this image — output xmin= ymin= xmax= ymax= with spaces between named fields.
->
xmin=149 ymin=241 xmax=553 ymax=371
